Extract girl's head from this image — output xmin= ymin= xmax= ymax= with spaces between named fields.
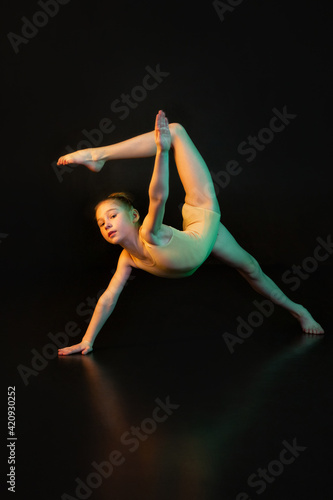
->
xmin=95 ymin=192 xmax=141 ymax=244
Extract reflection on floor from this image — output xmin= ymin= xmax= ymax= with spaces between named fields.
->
xmin=9 ymin=264 xmax=332 ymax=500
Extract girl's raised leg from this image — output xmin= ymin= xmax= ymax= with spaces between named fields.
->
xmin=57 ymin=130 xmax=159 ymax=172
xmin=212 ymin=223 xmax=324 ymax=334
xmin=168 ymin=123 xmax=220 ymax=213
xmin=57 ymin=113 xmax=220 ymax=215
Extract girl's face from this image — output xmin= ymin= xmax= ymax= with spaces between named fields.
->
xmin=96 ymin=200 xmax=139 ymax=244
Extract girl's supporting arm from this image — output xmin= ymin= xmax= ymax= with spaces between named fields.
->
xmin=58 ymin=250 xmax=133 ymax=356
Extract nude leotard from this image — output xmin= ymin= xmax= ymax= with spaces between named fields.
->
xmin=130 ymin=203 xmax=221 ymax=278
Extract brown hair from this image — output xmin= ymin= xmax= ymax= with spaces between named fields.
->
xmin=94 ymin=192 xmax=141 ymax=224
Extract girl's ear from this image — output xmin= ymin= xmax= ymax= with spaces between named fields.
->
xmin=132 ymin=209 xmax=140 ymax=222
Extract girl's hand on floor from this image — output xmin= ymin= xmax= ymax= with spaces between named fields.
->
xmin=58 ymin=340 xmax=93 ymax=356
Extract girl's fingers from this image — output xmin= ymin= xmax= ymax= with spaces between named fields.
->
xmin=59 ymin=349 xmax=72 ymax=355
xmin=155 ymin=110 xmax=162 ymax=130
xmin=58 ymin=346 xmax=77 ymax=355
xmin=155 ymin=110 xmax=168 ymax=131
xmin=58 ymin=341 xmax=93 ymax=356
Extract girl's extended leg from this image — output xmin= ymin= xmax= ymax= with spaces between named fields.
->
xmin=212 ymin=224 xmax=324 ymax=334
xmin=57 ymin=130 xmax=159 ymax=172
xmin=57 ymin=120 xmax=220 ymax=214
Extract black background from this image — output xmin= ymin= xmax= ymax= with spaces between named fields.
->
xmin=2 ymin=0 xmax=332 ymax=289
xmin=2 ymin=1 xmax=333 ymax=499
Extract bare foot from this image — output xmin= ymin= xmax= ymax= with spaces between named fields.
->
xmin=57 ymin=148 xmax=105 ymax=172
xmin=292 ymin=306 xmax=324 ymax=335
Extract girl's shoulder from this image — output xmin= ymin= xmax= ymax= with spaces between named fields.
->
xmin=118 ymin=248 xmax=139 ymax=269
xmin=140 ymin=223 xmax=173 ymax=247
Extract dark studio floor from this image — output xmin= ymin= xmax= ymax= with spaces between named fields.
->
xmin=5 ymin=260 xmax=333 ymax=500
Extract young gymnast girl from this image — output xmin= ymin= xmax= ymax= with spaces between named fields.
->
xmin=57 ymin=110 xmax=324 ymax=356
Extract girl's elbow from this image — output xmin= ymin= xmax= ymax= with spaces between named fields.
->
xmin=149 ymin=191 xmax=169 ymax=205
xmin=98 ymin=291 xmax=116 ymax=310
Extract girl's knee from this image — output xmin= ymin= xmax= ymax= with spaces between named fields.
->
xmin=169 ymin=122 xmax=186 ymax=140
xmin=239 ymin=255 xmax=262 ymax=279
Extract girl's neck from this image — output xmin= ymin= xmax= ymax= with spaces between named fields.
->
xmin=119 ymin=227 xmax=144 ymax=258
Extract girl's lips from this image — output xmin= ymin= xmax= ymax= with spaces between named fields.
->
xmin=108 ymin=231 xmax=116 ymax=238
